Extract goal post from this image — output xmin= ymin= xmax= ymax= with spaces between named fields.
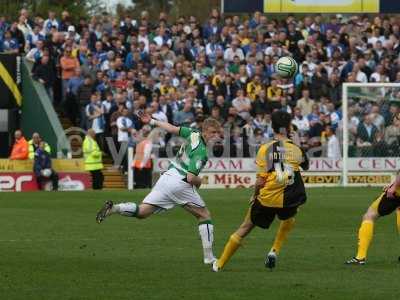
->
xmin=342 ymin=82 xmax=400 ymax=187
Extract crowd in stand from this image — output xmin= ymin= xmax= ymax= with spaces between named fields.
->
xmin=2 ymin=9 xmax=400 ymax=158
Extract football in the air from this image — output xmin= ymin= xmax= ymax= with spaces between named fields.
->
xmin=276 ymin=56 xmax=298 ymax=78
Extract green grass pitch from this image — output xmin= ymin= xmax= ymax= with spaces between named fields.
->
xmin=1 ymin=188 xmax=400 ymax=300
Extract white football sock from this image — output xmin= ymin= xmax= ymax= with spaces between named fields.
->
xmin=198 ymin=222 xmax=215 ymax=263
xmin=112 ymin=202 xmax=138 ymax=217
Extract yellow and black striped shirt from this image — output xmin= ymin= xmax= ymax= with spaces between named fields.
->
xmin=256 ymin=139 xmax=309 ymax=208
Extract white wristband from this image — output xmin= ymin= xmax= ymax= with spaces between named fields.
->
xmin=150 ymin=119 xmax=156 ymax=126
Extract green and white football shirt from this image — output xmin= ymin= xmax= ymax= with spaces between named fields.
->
xmin=169 ymin=127 xmax=208 ymax=176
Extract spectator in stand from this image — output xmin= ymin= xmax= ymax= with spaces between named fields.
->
xmin=210 ymin=106 xmax=225 ymax=125
xmin=65 ymin=67 xmax=84 ymax=124
xmin=370 ymin=104 xmax=385 ymax=131
xmin=327 ymin=72 xmax=342 ymax=105
xmin=77 ymin=76 xmax=94 ymax=129
xmin=25 ymin=39 xmax=44 ymax=63
xmin=357 ymin=114 xmax=379 ymax=157
xmin=150 ymin=101 xmax=168 ymax=123
xmin=85 ymin=93 xmax=105 ymax=150
xmin=267 ymin=79 xmax=283 ymax=110
xmin=385 ymin=115 xmax=400 ymax=155
xmin=373 ymin=131 xmax=388 ymax=157
xmin=117 ymin=107 xmax=134 ymax=172
xmin=310 ymin=64 xmax=329 ymax=100
xmin=158 ymin=95 xmax=173 ymax=123
xmin=32 ymin=54 xmax=55 ymax=102
xmin=294 ymin=64 xmax=312 ymax=97
xmin=202 ymin=89 xmax=216 ymax=115
xmin=292 ymin=107 xmax=310 ymax=134
xmin=9 ymin=21 xmax=25 ymax=53
xmin=25 ymin=24 xmax=44 ymax=51
xmin=296 ymin=89 xmax=315 ymax=117
xmin=43 ymin=11 xmax=59 ymax=35
xmin=325 ymin=126 xmax=341 ymax=159
xmin=232 ymin=89 xmax=251 ymax=121
xmin=60 ymin=47 xmax=80 ymax=103
xmin=10 ymin=130 xmax=29 ymax=160
xmin=2 ymin=30 xmax=19 ymax=53
xmin=215 ymin=95 xmax=230 ymax=119
xmin=117 ymin=107 xmax=134 ymax=145
xmin=307 ymin=104 xmax=324 ymax=155
xmin=34 ymin=141 xmax=58 ymax=191
xmin=326 ymin=102 xmax=341 ymax=131
xmin=173 ymin=100 xmax=195 ymax=127
xmin=246 ymin=74 xmax=263 ymax=101
xmin=352 ymin=63 xmax=368 ymax=83
xmin=110 ymin=104 xmax=124 ymax=149
xmin=102 ymin=92 xmax=117 ymax=137
xmin=224 ymin=40 xmax=244 ymax=62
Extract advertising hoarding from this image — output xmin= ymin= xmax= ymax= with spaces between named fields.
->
xmin=264 ymin=0 xmax=379 ymax=13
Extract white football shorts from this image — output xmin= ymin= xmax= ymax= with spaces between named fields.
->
xmin=142 ymin=168 xmax=205 ymax=210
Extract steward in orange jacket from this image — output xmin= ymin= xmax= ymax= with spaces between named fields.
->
xmin=10 ymin=130 xmax=29 ymax=160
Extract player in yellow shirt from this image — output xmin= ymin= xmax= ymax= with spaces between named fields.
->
xmin=212 ymin=111 xmax=309 ymax=271
xmin=346 ymin=176 xmax=400 ymax=265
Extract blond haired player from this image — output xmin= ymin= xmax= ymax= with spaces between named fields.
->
xmin=96 ymin=115 xmax=221 ymax=265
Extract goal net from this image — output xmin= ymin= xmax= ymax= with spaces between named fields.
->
xmin=342 ymin=83 xmax=400 ymax=186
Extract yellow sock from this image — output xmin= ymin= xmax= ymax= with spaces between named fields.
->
xmin=217 ymin=233 xmax=242 ymax=269
xmin=270 ymin=218 xmax=295 ymax=254
xmin=356 ymin=220 xmax=374 ymax=260
xmin=396 ymin=209 xmax=400 ymax=234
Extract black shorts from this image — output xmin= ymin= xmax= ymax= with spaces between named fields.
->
xmin=370 ymin=193 xmax=400 ymax=216
xmin=250 ymin=199 xmax=298 ymax=229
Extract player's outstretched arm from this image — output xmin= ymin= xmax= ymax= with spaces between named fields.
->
xmin=250 ymin=175 xmax=266 ymax=203
xmin=140 ymin=113 xmax=180 ymax=135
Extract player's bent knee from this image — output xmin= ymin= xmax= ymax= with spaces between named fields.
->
xmin=362 ymin=208 xmax=378 ymax=221
xmin=185 ymin=204 xmax=210 ymax=221
xmin=197 ymin=210 xmax=211 ymax=221
xmin=136 ymin=204 xmax=156 ymax=219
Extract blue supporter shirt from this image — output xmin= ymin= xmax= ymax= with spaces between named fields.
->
xmin=68 ymin=77 xmax=84 ymax=96
xmin=2 ymin=38 xmax=19 ymax=51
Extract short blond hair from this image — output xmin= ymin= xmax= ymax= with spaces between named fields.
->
xmin=202 ymin=118 xmax=221 ymax=131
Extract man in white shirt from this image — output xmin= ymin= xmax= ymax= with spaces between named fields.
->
xmin=153 ymin=27 xmax=172 ymax=48
xmin=224 ymin=41 xmax=244 ymax=62
xmin=25 ymin=39 xmax=44 ymax=62
xmin=66 ymin=25 xmax=80 ymax=43
xmin=264 ymin=41 xmax=283 ymax=57
xmin=232 ymin=89 xmax=251 ymax=120
xmin=370 ymin=104 xmax=385 ymax=131
xmin=116 ymin=108 xmax=133 ymax=143
xmin=43 ymin=11 xmax=59 ymax=34
xmin=353 ymin=63 xmax=368 ymax=83
xmin=85 ymin=94 xmax=105 ymax=150
xmin=326 ymin=126 xmax=341 ymax=158
xmin=138 ymin=26 xmax=149 ymax=53
xmin=370 ymin=64 xmax=389 ymax=82
xmin=150 ymin=101 xmax=168 ymax=123
xmin=85 ymin=95 xmax=105 ymax=132
xmin=292 ymin=107 xmax=310 ymax=133
xmin=116 ymin=108 xmax=134 ymax=172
